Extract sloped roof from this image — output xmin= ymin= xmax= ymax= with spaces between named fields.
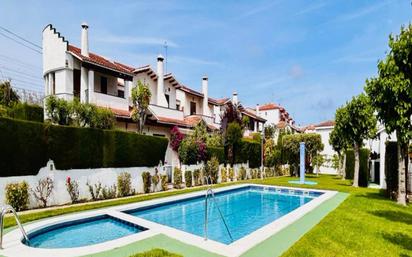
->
xmin=68 ymin=45 xmax=133 ymax=76
xmin=259 ymin=103 xmax=281 ymax=111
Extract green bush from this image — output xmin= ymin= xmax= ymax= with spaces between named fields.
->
xmin=117 ymin=172 xmax=132 ymax=197
xmin=345 ymin=149 xmax=355 ymax=180
xmin=228 ymin=167 xmax=234 ymax=181
xmin=359 ymin=148 xmax=370 ymax=187
xmin=5 ymin=181 xmax=29 ymax=211
xmin=161 ymin=175 xmax=168 ymax=191
xmin=193 ymin=169 xmax=202 ymax=186
xmin=65 ymin=177 xmax=80 ymax=203
xmin=173 ymin=167 xmax=182 ymax=189
xmin=238 ymin=166 xmax=247 ymax=180
xmin=0 ymin=117 xmax=168 ymax=176
xmin=7 ymin=102 xmax=43 ymax=122
xmin=207 ymin=146 xmax=224 ymax=163
xmin=205 ymin=156 xmax=219 ymax=184
xmin=385 ymin=142 xmax=398 ymax=199
xmin=101 ymin=184 xmax=117 ymax=199
xmin=184 ymin=170 xmax=192 ymax=187
xmin=221 ymin=167 xmax=227 ymax=183
xmin=235 ymin=140 xmax=261 ymax=168
xmin=142 ymin=171 xmax=151 ymax=193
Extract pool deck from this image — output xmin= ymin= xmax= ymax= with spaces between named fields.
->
xmin=0 ymin=186 xmax=348 ymax=257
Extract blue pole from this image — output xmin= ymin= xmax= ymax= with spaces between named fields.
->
xmin=300 ymin=142 xmax=305 ymax=184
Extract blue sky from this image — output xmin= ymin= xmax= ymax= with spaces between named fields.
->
xmin=1 ymin=0 xmax=411 ymax=125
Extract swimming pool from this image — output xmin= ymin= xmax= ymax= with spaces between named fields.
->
xmin=126 ymin=186 xmax=322 ymax=244
xmin=3 ymin=184 xmax=337 ymax=257
xmin=25 ymin=215 xmax=146 ymax=248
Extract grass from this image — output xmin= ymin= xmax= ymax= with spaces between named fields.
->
xmin=128 ymin=249 xmax=182 ymax=257
xmin=5 ymin=175 xmax=412 ymax=257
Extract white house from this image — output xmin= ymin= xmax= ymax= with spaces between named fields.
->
xmin=42 ymin=23 xmax=266 ymax=165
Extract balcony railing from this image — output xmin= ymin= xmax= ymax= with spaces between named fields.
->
xmin=149 ymin=104 xmax=184 ymax=120
xmin=92 ymin=91 xmax=129 ymax=110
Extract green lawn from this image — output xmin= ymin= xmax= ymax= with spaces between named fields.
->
xmin=4 ymin=175 xmax=412 ymax=257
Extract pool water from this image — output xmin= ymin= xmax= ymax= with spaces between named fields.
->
xmin=127 ymin=186 xmax=321 ymax=244
xmin=26 ymin=215 xmax=145 ymax=248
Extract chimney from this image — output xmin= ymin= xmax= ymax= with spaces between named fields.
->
xmin=202 ymin=76 xmax=210 ymax=116
xmin=232 ymin=91 xmax=238 ymax=105
xmin=256 ymin=104 xmax=260 ymax=115
xmin=81 ymin=23 xmax=89 ymax=57
xmin=156 ymin=55 xmax=168 ymax=107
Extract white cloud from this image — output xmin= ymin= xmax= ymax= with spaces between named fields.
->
xmin=168 ymin=55 xmax=221 ymax=66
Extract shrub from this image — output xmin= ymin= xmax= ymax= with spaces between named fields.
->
xmin=228 ymin=167 xmax=234 ymax=181
xmin=7 ymin=102 xmax=43 ymax=122
xmin=345 ymin=149 xmax=355 ymax=180
xmin=205 ymin=156 xmax=219 ymax=184
xmin=235 ymin=140 xmax=261 ymax=168
xmin=161 ymin=175 xmax=168 ymax=191
xmin=193 ymin=169 xmax=202 ymax=186
xmin=101 ymin=184 xmax=117 ymax=200
xmin=207 ymin=146 xmax=224 ymax=163
xmin=359 ymin=148 xmax=370 ymax=187
xmin=142 ymin=171 xmax=152 ymax=193
xmin=117 ymin=172 xmax=132 ymax=197
xmin=5 ymin=181 xmax=29 ymax=211
xmin=129 ymin=248 xmax=182 ymax=257
xmin=0 ymin=117 xmax=168 ymax=176
xmin=173 ymin=167 xmax=183 ymax=189
xmin=185 ymin=170 xmax=192 ymax=187
xmin=238 ymin=166 xmax=247 ymax=180
xmin=264 ymin=167 xmax=274 ymax=177
xmin=251 ymin=168 xmax=259 ymax=179
xmin=151 ymin=169 xmax=160 ymax=191
xmin=87 ymin=181 xmax=103 ymax=201
xmin=385 ymin=142 xmax=398 ymax=199
xmin=221 ymin=167 xmax=227 ymax=183
xmin=31 ymin=177 xmax=54 ymax=208
xmin=178 ymin=137 xmax=206 ymax=165
xmin=65 ymin=176 xmax=80 ymax=203
xmin=170 ymin=126 xmax=184 ymax=151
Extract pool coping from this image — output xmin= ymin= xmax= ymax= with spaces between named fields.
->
xmin=0 ymin=184 xmax=337 ymax=257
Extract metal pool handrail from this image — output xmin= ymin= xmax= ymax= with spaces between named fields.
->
xmin=203 ymin=176 xmax=233 ymax=243
xmin=0 ymin=204 xmax=30 ymax=249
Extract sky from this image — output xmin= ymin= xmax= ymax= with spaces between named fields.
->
xmin=0 ymin=0 xmax=411 ymax=125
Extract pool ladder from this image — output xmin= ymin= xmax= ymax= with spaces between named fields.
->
xmin=203 ymin=176 xmax=233 ymax=243
xmin=0 ymin=205 xmax=30 ymax=249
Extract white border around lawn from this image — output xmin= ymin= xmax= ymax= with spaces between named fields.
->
xmin=0 ymin=184 xmax=337 ymax=257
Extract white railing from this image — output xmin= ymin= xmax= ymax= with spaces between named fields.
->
xmin=149 ymin=104 xmax=184 ymax=120
xmin=92 ymin=92 xmax=129 ymax=111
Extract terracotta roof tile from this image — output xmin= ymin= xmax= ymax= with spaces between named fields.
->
xmin=259 ymin=103 xmax=281 ymax=111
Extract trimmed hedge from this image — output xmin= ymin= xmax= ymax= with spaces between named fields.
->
xmin=385 ymin=141 xmax=398 ymax=199
xmin=345 ymin=148 xmax=369 ymax=187
xmin=7 ymin=103 xmax=43 ymax=122
xmin=345 ymin=149 xmax=355 ymax=180
xmin=235 ymin=140 xmax=261 ymax=168
xmin=0 ymin=117 xmax=168 ymax=176
xmin=207 ymin=146 xmax=224 ymax=163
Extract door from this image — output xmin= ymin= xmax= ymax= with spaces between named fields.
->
xmin=190 ymin=102 xmax=196 ymax=115
xmin=73 ymin=69 xmax=81 ymax=98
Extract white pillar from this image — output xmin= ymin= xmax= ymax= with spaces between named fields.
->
xmin=80 ymin=67 xmax=88 ymax=103
xmin=124 ymin=80 xmax=130 ymax=103
xmin=48 ymin=73 xmax=53 ymax=95
xmin=379 ymin=132 xmax=387 ymax=189
xmin=202 ymin=76 xmax=210 ymax=116
xmin=156 ymin=55 xmax=168 ymax=107
xmin=88 ymin=69 xmax=94 ymax=104
xmin=44 ymin=75 xmax=49 ymax=96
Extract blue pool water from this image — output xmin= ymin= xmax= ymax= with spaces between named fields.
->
xmin=26 ymin=215 xmax=146 ymax=248
xmin=127 ymin=186 xmax=321 ymax=244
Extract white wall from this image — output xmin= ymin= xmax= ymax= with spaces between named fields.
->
xmin=257 ymin=109 xmax=280 ymax=126
xmin=0 ymin=162 xmax=166 ymax=209
xmin=314 ymin=126 xmax=337 ymax=174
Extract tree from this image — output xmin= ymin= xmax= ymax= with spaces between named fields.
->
xmin=0 ymin=80 xmax=19 ymax=107
xmin=333 ymin=94 xmax=377 ymax=187
xmin=131 ymin=80 xmax=151 ymax=134
xmin=329 ymin=123 xmax=350 ymax=179
xmin=225 ymin=122 xmax=242 ymax=165
xmin=365 ymin=24 xmax=412 ymax=205
xmin=264 ymin=124 xmax=276 ymax=139
xmin=312 ymin=154 xmax=326 ymax=176
xmin=282 ymin=133 xmax=324 ymax=176
xmin=220 ymin=103 xmax=242 ymax=134
xmin=45 ymin=95 xmax=72 ymax=125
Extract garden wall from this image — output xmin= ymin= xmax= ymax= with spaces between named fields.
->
xmin=0 ymin=161 xmax=166 ymax=209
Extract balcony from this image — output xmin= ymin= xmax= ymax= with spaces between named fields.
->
xmin=92 ymin=91 xmax=129 ymax=111
xmin=149 ymin=104 xmax=184 ymax=120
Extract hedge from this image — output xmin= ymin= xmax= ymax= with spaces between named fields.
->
xmin=0 ymin=117 xmax=168 ymax=176
xmin=207 ymin=146 xmax=224 ymax=163
xmin=235 ymin=140 xmax=261 ymax=168
xmin=385 ymin=141 xmax=398 ymax=199
xmin=345 ymin=148 xmax=369 ymax=187
xmin=7 ymin=103 xmax=43 ymax=122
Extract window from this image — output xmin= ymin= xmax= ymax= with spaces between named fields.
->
xmin=165 ymin=94 xmax=170 ymax=108
xmin=73 ymin=69 xmax=80 ymax=98
xmin=190 ymin=102 xmax=196 ymax=115
xmin=100 ymin=77 xmax=107 ymax=94
xmin=117 ymin=90 xmax=124 ymax=98
xmin=176 ymin=103 xmax=180 ymax=110
xmin=249 ymin=118 xmax=255 ymax=131
xmin=51 ymin=72 xmax=56 ymax=95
